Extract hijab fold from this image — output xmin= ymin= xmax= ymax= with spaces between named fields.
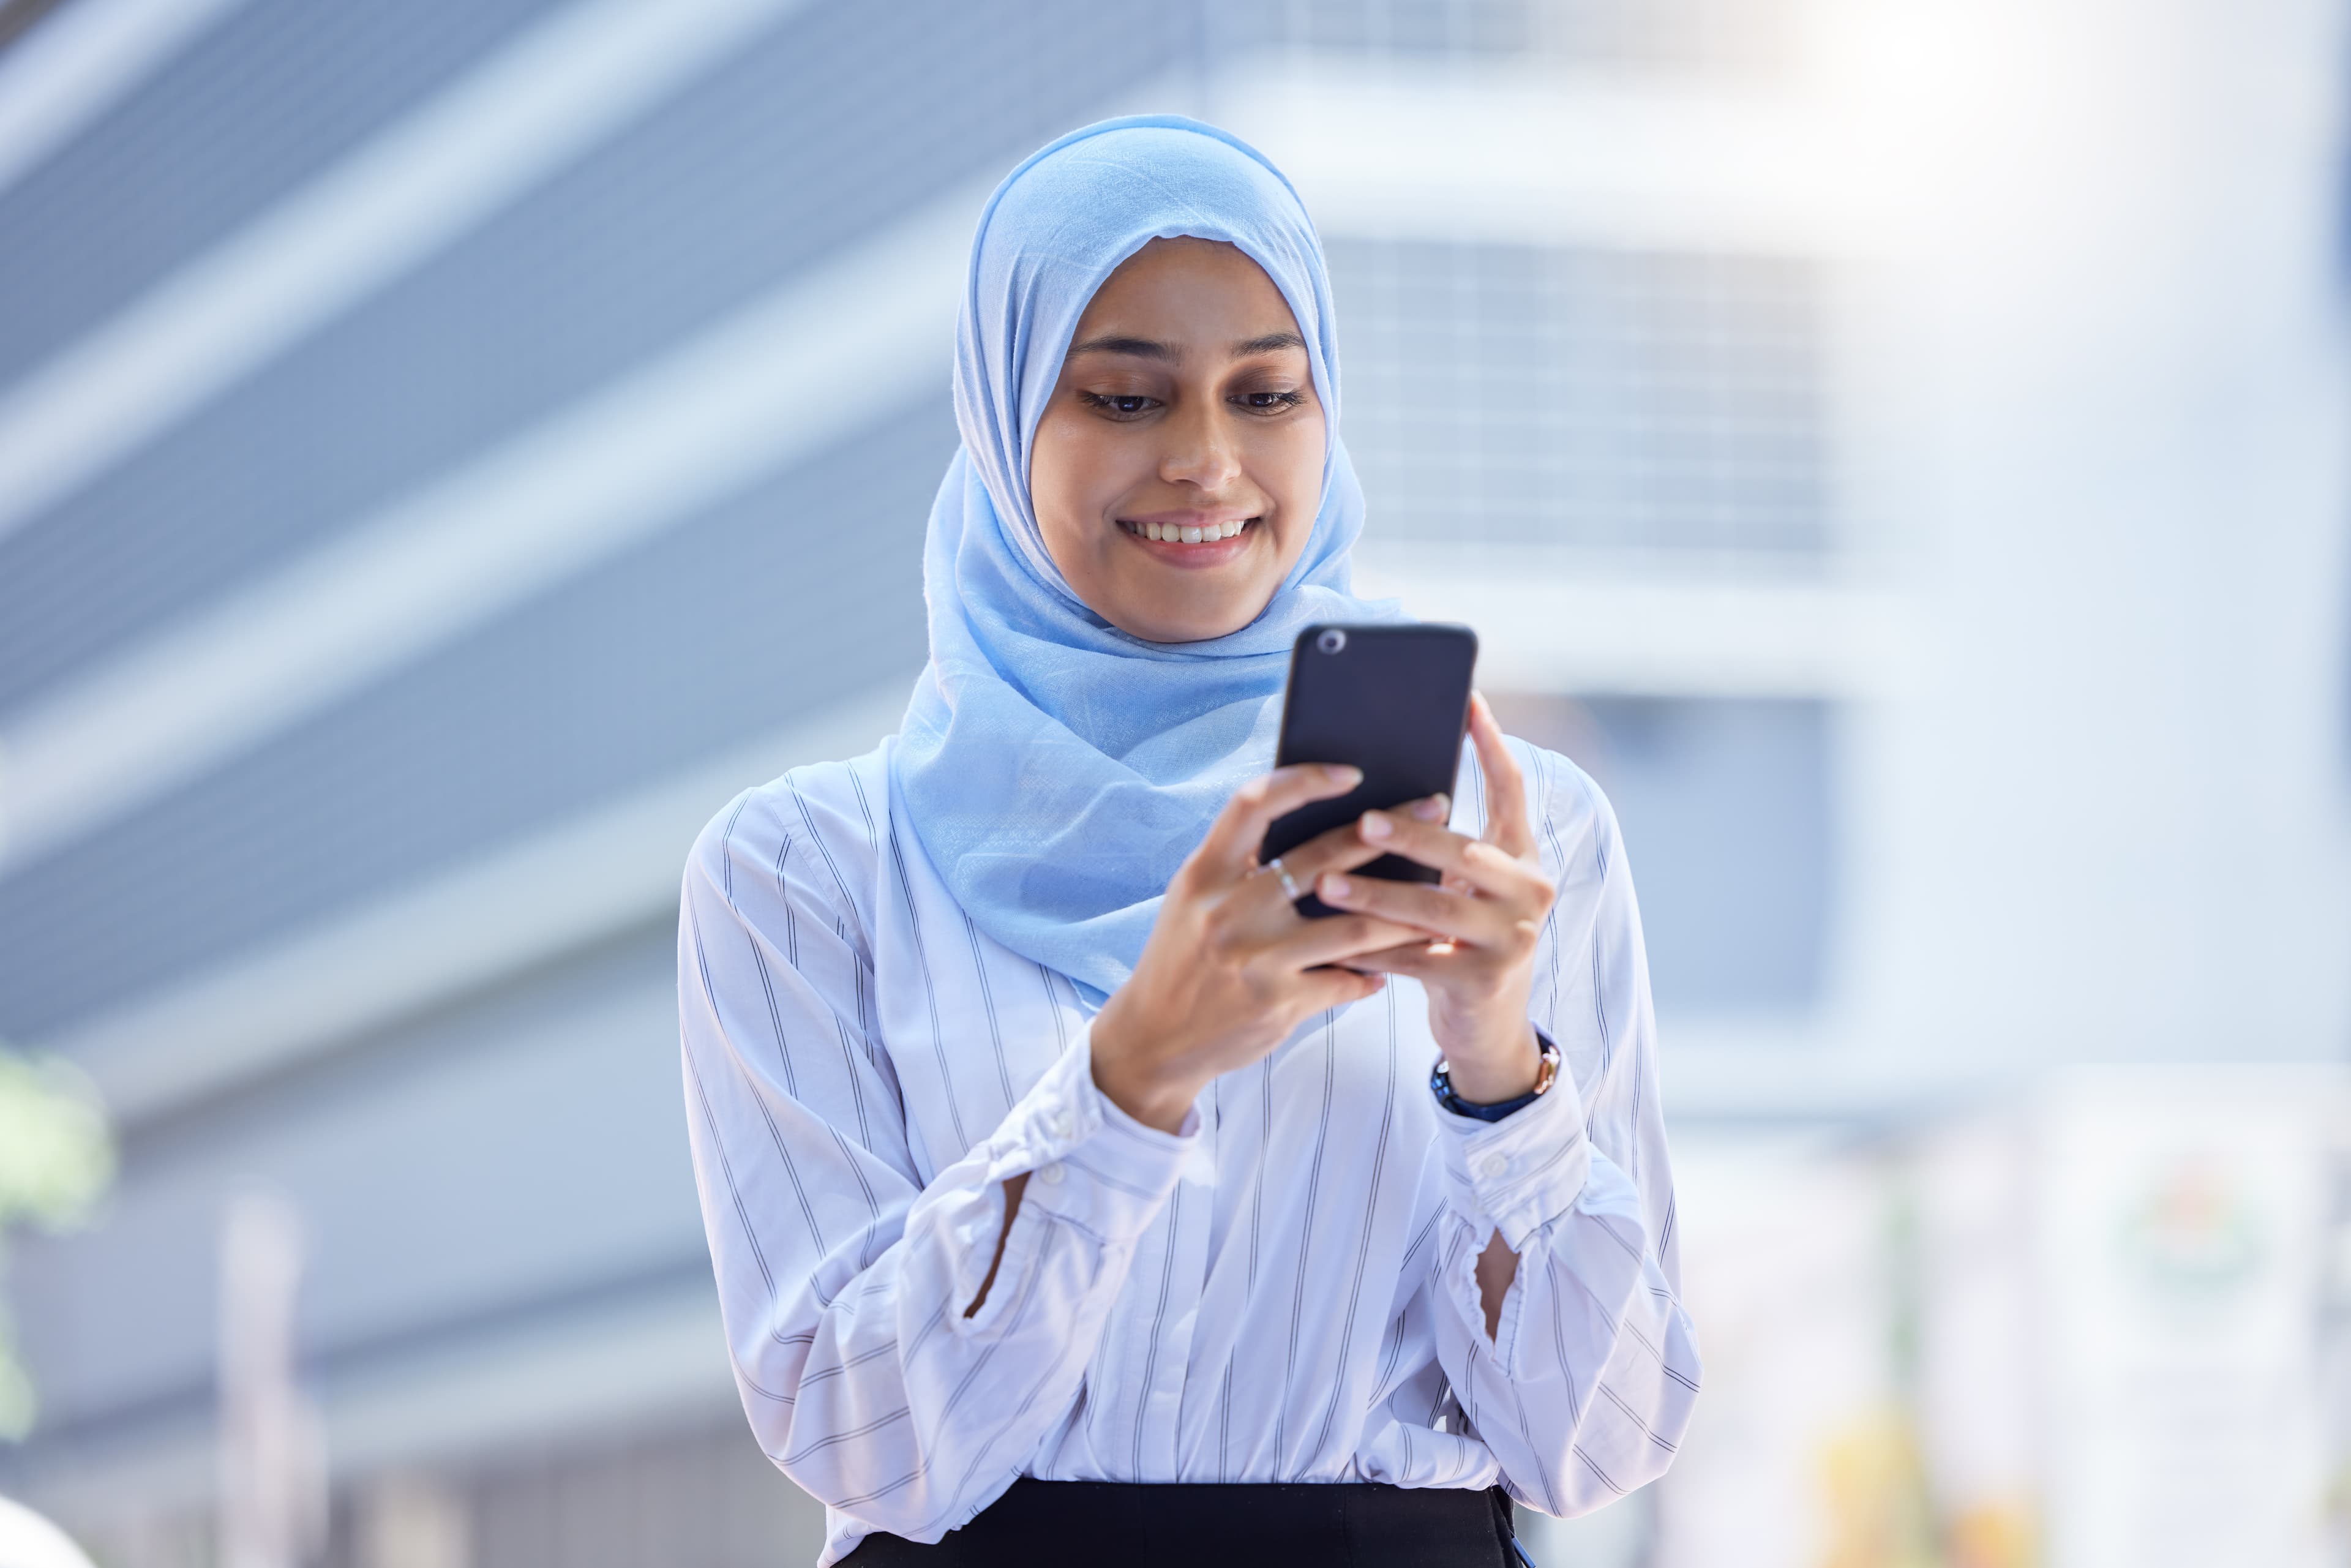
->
xmin=889 ymin=117 xmax=1400 ymax=1006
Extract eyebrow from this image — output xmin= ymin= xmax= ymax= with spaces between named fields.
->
xmin=1067 ymin=334 xmax=1177 ymax=361
xmin=1065 ymin=330 xmax=1308 ymax=363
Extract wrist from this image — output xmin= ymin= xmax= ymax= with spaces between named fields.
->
xmin=1439 ymin=1019 xmax=1543 ymax=1105
xmin=1087 ymin=1009 xmax=1200 ymax=1134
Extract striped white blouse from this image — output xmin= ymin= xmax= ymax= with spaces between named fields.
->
xmin=678 ymin=734 xmax=1699 ymax=1566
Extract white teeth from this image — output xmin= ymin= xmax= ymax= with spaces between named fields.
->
xmin=1128 ymin=519 xmax=1252 ymax=545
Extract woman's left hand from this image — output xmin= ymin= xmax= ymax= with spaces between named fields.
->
xmin=1313 ymin=692 xmax=1556 ymax=1105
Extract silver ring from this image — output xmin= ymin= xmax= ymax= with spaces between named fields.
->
xmin=1265 ymin=855 xmax=1304 ymax=902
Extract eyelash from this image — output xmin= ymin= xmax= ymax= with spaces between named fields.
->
xmin=1076 ymin=389 xmax=1304 ymax=421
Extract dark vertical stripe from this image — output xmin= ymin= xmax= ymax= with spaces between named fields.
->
xmin=1507 ymin=1364 xmax=1561 ymax=1514
xmin=1309 ymin=983 xmax=1398 ymax=1457
xmin=827 ymin=1125 xmax=884 ymax=1272
xmin=684 ymin=1044 xmax=775 ymax=1295
xmin=1534 ymin=751 xmax=1566 ymax=1038
xmin=731 ymin=842 xmax=804 ymax=1103
xmin=846 ymin=765 xmax=884 ymax=869
xmin=828 ymin=999 xmax=874 ymax=1147
xmin=1036 ymin=961 xmax=1070 ymax=1056
xmin=1250 ymin=1054 xmax=1270 ymax=1294
xmin=787 ymin=773 xmax=866 ymax=931
xmin=683 ymin=1036 xmax=811 ymax=1350
xmin=718 ymin=795 xmax=751 ymax=901
xmin=885 ymin=827 xmax=967 ymax=1149
xmin=964 ymin=913 xmax=1015 ymax=1113
xmin=1273 ymin=1010 xmax=1338 ymax=1461
xmin=1371 ymin=1307 xmax=1409 ymax=1409
xmin=1130 ymin=1186 xmax=1183 ymax=1477
xmin=1218 ymin=1364 xmax=1234 ymax=1482
xmin=1543 ymin=1253 xmax=1583 ymax=1430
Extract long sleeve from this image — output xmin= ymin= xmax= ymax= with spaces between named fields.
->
xmin=1423 ymin=741 xmax=1702 ymax=1517
xmin=678 ymin=779 xmax=1196 ymax=1561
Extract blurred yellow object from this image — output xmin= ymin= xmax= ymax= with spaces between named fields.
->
xmin=0 ymin=1048 xmax=113 ymax=1441
xmin=1942 ymin=1503 xmax=2036 ymax=1568
xmin=1817 ymin=1409 xmax=1939 ymax=1568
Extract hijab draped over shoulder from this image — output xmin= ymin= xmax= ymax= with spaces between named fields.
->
xmin=889 ymin=116 xmax=1401 ymax=1006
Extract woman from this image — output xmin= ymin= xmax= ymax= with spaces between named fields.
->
xmin=680 ymin=116 xmax=1698 ymax=1566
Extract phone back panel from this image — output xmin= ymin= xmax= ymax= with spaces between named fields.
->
xmin=1261 ymin=622 xmax=1478 ymax=914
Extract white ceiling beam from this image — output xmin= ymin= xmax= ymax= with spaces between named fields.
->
xmin=39 ymin=676 xmax=916 ymax=1126
xmin=0 ymin=0 xmax=246 ymax=199
xmin=0 ymin=184 xmax=973 ymax=877
xmin=0 ymin=0 xmax=814 ymax=545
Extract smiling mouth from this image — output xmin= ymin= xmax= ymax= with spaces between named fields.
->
xmin=1117 ymin=517 xmax=1256 ymax=545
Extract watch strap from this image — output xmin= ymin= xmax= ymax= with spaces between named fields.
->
xmin=1429 ymin=1027 xmax=1562 ymax=1122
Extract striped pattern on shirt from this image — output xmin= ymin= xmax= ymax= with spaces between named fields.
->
xmin=678 ymin=735 xmax=1699 ymax=1566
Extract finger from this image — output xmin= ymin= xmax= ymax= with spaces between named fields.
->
xmin=1468 ymin=692 xmax=1536 ymax=860
xmin=1314 ymin=871 xmax=1511 ymax=947
xmin=1197 ymin=763 xmax=1362 ymax=879
xmin=1267 ymin=911 xmax=1433 ymax=970
xmin=1355 ymin=809 xmax=1544 ymax=904
xmin=1337 ymin=938 xmax=1457 ymax=977
xmin=1294 ymin=967 xmax=1387 ymax=1014
xmin=1263 ymin=816 xmax=1396 ymax=889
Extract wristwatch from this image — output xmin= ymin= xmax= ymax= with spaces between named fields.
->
xmin=1428 ymin=1027 xmax=1562 ymax=1122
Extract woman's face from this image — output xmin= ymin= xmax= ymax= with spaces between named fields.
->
xmin=1029 ymin=238 xmax=1325 ymax=645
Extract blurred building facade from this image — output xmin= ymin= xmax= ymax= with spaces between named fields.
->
xmin=0 ymin=1 xmax=2345 ymax=1565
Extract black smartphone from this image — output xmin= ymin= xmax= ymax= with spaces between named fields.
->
xmin=1259 ymin=622 xmax=1479 ymax=917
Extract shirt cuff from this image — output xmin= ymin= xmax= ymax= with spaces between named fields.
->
xmin=1432 ymin=1054 xmax=1591 ymax=1252
xmin=980 ymin=1021 xmax=1196 ymax=1246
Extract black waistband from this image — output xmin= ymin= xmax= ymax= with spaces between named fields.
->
xmin=840 ymin=1480 xmax=1520 ymax=1567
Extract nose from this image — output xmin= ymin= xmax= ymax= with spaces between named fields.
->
xmin=1158 ymin=397 xmax=1241 ymax=492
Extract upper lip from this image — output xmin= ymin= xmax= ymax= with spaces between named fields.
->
xmin=1118 ymin=511 xmax=1253 ymax=530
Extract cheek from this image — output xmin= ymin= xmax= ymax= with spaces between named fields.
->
xmin=1025 ymin=417 xmax=1095 ymax=577
xmin=1261 ymin=411 xmax=1327 ymax=537
xmin=1030 ymin=413 xmax=1133 ymax=549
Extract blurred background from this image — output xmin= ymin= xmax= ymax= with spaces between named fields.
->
xmin=0 ymin=0 xmax=2347 ymax=1564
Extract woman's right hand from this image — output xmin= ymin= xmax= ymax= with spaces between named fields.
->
xmin=1089 ymin=763 xmax=1438 ymax=1132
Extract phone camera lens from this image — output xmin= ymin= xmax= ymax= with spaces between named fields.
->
xmin=1316 ymin=628 xmax=1347 ymax=655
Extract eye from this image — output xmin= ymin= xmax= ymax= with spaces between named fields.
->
xmin=1234 ymin=389 xmax=1305 ymax=415
xmin=1076 ymin=390 xmax=1158 ymax=419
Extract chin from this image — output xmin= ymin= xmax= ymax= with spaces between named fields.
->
xmin=1118 ymin=582 xmax=1277 ymax=645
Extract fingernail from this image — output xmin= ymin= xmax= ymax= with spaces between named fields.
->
xmin=1322 ymin=874 xmax=1352 ymax=900
xmin=1413 ymin=794 xmax=1449 ymax=822
xmin=1359 ymin=811 xmax=1392 ymax=841
xmin=1326 ymin=764 xmax=1362 ymax=786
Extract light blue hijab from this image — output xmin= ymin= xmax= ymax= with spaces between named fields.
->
xmin=889 ymin=116 xmax=1401 ymax=1007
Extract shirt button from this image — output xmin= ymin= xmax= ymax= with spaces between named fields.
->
xmin=1479 ymin=1153 xmax=1512 ymax=1181
xmin=1046 ymin=1109 xmax=1076 ymax=1141
xmin=1035 ymin=1162 xmax=1066 ymax=1186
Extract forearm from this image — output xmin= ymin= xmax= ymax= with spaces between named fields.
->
xmin=704 ymin=1027 xmax=1193 ymax=1537
xmin=1427 ymin=1136 xmax=1700 ymax=1517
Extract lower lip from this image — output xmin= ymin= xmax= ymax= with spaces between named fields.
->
xmin=1119 ymin=522 xmax=1256 ymax=569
